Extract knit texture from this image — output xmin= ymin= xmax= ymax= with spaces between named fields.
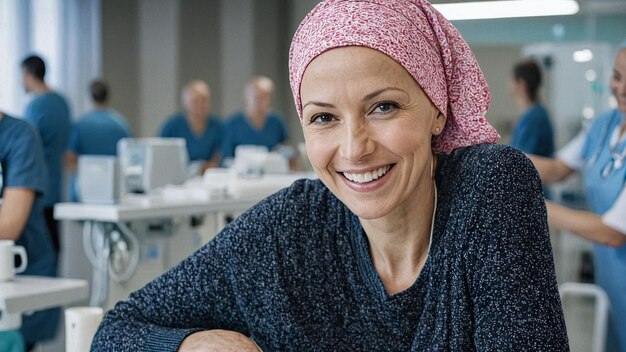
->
xmin=91 ymin=144 xmax=568 ymax=351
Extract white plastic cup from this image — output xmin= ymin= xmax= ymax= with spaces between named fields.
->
xmin=0 ymin=240 xmax=27 ymax=281
xmin=65 ymin=307 xmax=104 ymax=352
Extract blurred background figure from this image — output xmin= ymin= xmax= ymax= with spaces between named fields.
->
xmin=221 ymin=76 xmax=289 ymax=165
xmin=21 ymin=55 xmax=71 ymax=255
xmin=0 ymin=112 xmax=60 ymax=350
xmin=508 ymin=59 xmax=555 ymax=157
xmin=529 ymin=42 xmax=626 ymax=352
xmin=159 ymin=80 xmax=222 ymax=175
xmin=64 ymin=80 xmax=133 ymax=202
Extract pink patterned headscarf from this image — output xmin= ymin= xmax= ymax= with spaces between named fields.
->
xmin=289 ymin=0 xmax=500 ymax=154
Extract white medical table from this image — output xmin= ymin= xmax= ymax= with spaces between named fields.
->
xmin=0 ymin=276 xmax=88 ymax=331
xmin=54 ymin=196 xmax=262 ymax=309
xmin=54 ymin=196 xmax=259 ymax=222
xmin=54 ymin=173 xmax=315 ymax=309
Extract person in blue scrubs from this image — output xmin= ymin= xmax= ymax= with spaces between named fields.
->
xmin=65 ymin=80 xmax=133 ymax=201
xmin=21 ymin=55 xmax=71 ymax=254
xmin=0 ymin=112 xmax=59 ymax=350
xmin=159 ymin=80 xmax=222 ymax=175
xmin=221 ymin=76 xmax=289 ymax=163
xmin=529 ymin=43 xmax=626 ymax=352
xmin=508 ymin=59 xmax=555 ymax=157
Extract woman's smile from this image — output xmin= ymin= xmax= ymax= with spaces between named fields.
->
xmin=341 ymin=164 xmax=393 ymax=184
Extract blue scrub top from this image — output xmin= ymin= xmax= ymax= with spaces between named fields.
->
xmin=68 ymin=109 xmax=132 ymax=155
xmin=159 ymin=113 xmax=222 ymax=162
xmin=579 ymin=108 xmax=626 ymax=352
xmin=67 ymin=109 xmax=133 ymax=201
xmin=221 ymin=111 xmax=288 ymax=160
xmin=510 ymin=103 xmax=555 ymax=157
xmin=0 ymin=114 xmax=59 ymax=343
xmin=24 ymin=92 xmax=71 ymax=206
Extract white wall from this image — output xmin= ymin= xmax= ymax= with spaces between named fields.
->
xmin=471 ymin=45 xmax=524 ymax=142
xmin=138 ymin=0 xmax=179 ymax=137
xmin=220 ymin=0 xmax=254 ymax=116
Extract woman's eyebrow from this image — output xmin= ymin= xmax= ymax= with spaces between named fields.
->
xmin=302 ymin=87 xmax=408 ymax=110
xmin=362 ymin=87 xmax=407 ymax=102
xmin=302 ymin=101 xmax=335 ymax=110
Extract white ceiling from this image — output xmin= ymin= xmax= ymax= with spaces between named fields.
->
xmin=430 ymin=0 xmax=626 ymax=15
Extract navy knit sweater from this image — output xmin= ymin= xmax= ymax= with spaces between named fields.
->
xmin=91 ymin=144 xmax=569 ymax=351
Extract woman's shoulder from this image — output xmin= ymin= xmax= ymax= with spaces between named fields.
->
xmin=441 ymin=143 xmax=533 ymax=178
xmin=213 ymin=178 xmax=340 ymax=252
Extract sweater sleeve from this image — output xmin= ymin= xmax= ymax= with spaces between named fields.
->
xmin=469 ymin=147 xmax=568 ymax=351
xmin=90 ymin=191 xmax=285 ymax=351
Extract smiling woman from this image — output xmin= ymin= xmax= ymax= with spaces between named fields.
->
xmin=91 ymin=1 xmax=568 ymax=351
xmin=301 ymin=47 xmax=444 ymax=222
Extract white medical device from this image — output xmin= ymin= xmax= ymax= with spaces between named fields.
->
xmin=232 ymin=145 xmax=289 ymax=175
xmin=117 ymin=138 xmax=188 ymax=194
xmin=77 ymin=155 xmax=120 ymax=204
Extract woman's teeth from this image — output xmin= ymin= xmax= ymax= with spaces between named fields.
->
xmin=343 ymin=165 xmax=391 ymax=184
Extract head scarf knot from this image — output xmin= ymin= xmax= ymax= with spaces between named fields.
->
xmin=289 ymin=0 xmax=500 ymax=154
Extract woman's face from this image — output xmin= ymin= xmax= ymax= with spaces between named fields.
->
xmin=300 ymin=47 xmax=445 ymax=220
xmin=610 ymin=48 xmax=626 ymax=113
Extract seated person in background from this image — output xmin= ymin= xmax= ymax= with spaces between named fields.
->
xmin=0 ymin=112 xmax=59 ymax=350
xmin=92 ymin=0 xmax=568 ymax=350
xmin=508 ymin=59 xmax=554 ymax=157
xmin=64 ymin=80 xmax=133 ymax=201
xmin=159 ymin=80 xmax=222 ymax=175
xmin=221 ymin=76 xmax=289 ymax=164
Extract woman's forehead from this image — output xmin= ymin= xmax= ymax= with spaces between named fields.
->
xmin=302 ymin=47 xmax=413 ymax=86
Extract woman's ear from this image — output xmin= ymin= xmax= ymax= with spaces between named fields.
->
xmin=432 ymin=111 xmax=446 ymax=136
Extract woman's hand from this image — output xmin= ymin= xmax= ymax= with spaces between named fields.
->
xmin=178 ymin=330 xmax=261 ymax=351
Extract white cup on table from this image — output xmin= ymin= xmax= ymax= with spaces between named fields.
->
xmin=65 ymin=307 xmax=104 ymax=352
xmin=0 ymin=239 xmax=27 ymax=282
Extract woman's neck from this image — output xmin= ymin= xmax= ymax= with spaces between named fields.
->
xmin=359 ymin=160 xmax=437 ymax=295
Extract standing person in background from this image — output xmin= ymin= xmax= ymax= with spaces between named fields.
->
xmin=0 ymin=112 xmax=59 ymax=350
xmin=21 ymin=55 xmax=71 ymax=255
xmin=64 ymin=80 xmax=133 ymax=201
xmin=159 ymin=80 xmax=222 ymax=176
xmin=221 ymin=76 xmax=289 ymax=164
xmin=528 ymin=42 xmax=626 ymax=352
xmin=508 ymin=59 xmax=555 ymax=157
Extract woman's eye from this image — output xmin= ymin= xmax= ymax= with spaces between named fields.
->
xmin=310 ymin=113 xmax=334 ymax=124
xmin=372 ymin=102 xmax=398 ymax=114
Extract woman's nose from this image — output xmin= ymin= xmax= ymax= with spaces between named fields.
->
xmin=339 ymin=119 xmax=374 ymax=161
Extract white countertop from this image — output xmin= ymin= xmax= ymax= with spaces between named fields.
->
xmin=54 ymin=173 xmax=316 ymax=222
xmin=53 ymin=196 xmax=260 ymax=222
xmin=0 ymin=276 xmax=88 ymax=314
